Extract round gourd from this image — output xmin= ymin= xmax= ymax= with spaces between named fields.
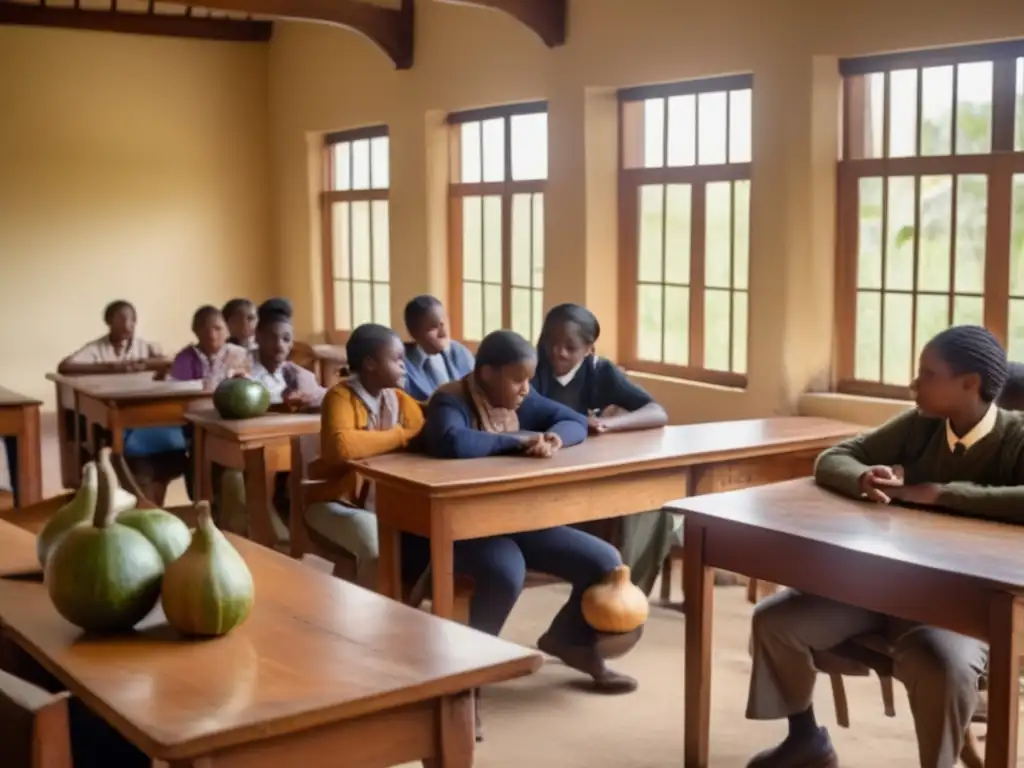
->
xmin=212 ymin=378 xmax=271 ymax=420
xmin=45 ymin=451 xmax=165 ymax=634
xmin=116 ymin=508 xmax=191 ymax=566
xmin=161 ymin=502 xmax=254 ymax=637
xmin=581 ymin=565 xmax=649 ymax=634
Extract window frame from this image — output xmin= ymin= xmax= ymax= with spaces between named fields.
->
xmin=835 ymin=42 xmax=1024 ymax=399
xmin=320 ymin=125 xmax=391 ymax=344
xmin=446 ymin=101 xmax=548 ymax=347
xmin=617 ymin=74 xmax=753 ymax=389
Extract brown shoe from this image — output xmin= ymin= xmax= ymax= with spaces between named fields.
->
xmin=537 ymin=632 xmax=638 ymax=694
xmin=747 ymin=728 xmax=838 ymax=768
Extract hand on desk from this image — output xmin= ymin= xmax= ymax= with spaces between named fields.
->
xmin=885 ymin=483 xmax=942 ymax=506
xmin=520 ymin=432 xmax=562 ymax=458
xmin=859 ymin=466 xmax=942 ymax=506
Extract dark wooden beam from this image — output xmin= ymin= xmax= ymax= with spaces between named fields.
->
xmin=198 ymin=0 xmax=415 ymax=69
xmin=437 ymin=0 xmax=566 ymax=47
xmin=0 ymin=3 xmax=272 ymax=42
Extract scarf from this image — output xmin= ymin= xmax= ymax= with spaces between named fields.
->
xmin=437 ymin=374 xmax=519 ymax=434
xmin=345 ymin=376 xmax=400 ymax=510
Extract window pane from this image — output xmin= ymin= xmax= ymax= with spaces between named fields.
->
xmin=332 ymin=142 xmax=351 ymax=191
xmin=371 ymin=201 xmax=389 ymax=283
xmin=664 ymin=184 xmax=691 ymax=285
xmin=854 ymin=290 xmax=881 ymax=381
xmin=920 ymin=66 xmax=953 ymax=157
xmin=703 ymin=288 xmax=731 ymax=371
xmin=463 ymin=282 xmax=483 ymax=341
xmin=1011 ymin=174 xmax=1024 ymax=297
xmin=956 ymin=61 xmax=993 ymax=155
xmin=511 ymin=194 xmax=532 ymax=288
xmin=955 ymin=175 xmax=988 ymax=295
xmin=857 ymin=177 xmax=883 ymax=289
xmin=483 ymin=195 xmax=502 ymax=283
xmin=511 ymin=112 xmax=547 ymax=181
xmin=1016 ymin=58 xmax=1024 ymax=152
xmin=638 ymin=185 xmax=664 ymax=283
xmin=462 ymin=196 xmax=482 ymax=282
xmin=705 ymin=181 xmax=732 ymax=289
xmin=915 ymin=294 xmax=949 ymax=360
xmin=732 ymin=290 xmax=748 ymax=374
xmin=916 ymin=175 xmax=952 ymax=293
xmin=482 ymin=118 xmax=505 ymax=182
xmin=1009 ymin=299 xmax=1024 ymax=360
xmin=351 ymin=201 xmax=371 ymax=280
xmin=697 ymin=91 xmax=728 ymax=165
xmin=953 ymin=295 xmax=983 ymax=327
xmin=333 ymin=280 xmax=351 ymax=330
xmin=532 ymin=290 xmax=543 ymax=345
xmin=330 ymin=203 xmax=350 ymax=280
xmin=666 ymin=95 xmax=696 ymax=167
xmin=483 ymin=283 xmax=502 ymax=335
xmin=352 ymin=281 xmax=372 ymax=327
xmin=733 ymin=180 xmax=750 ymax=290
xmin=885 ymin=176 xmax=915 ymax=291
xmin=532 ymin=193 xmax=545 ymax=289
xmin=637 ymin=284 xmax=662 ymax=361
xmin=888 ymin=69 xmax=918 ymax=158
xmin=643 ymin=98 xmax=665 ymax=168
xmin=460 ymin=122 xmax=482 ymax=184
xmin=370 ymin=136 xmax=389 ymax=189
xmin=352 ymin=139 xmax=371 ymax=190
xmin=882 ymin=292 xmax=913 ymax=385
xmin=511 ymin=287 xmax=531 ymax=340
xmin=373 ymin=283 xmax=390 ymax=325
xmin=729 ymin=89 xmax=752 ymax=164
xmin=664 ymin=285 xmax=689 ymax=366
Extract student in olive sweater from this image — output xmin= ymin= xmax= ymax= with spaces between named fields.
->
xmin=745 ymin=325 xmax=1022 ymax=768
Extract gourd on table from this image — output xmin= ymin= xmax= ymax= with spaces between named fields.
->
xmin=213 ymin=378 xmax=271 ymax=420
xmin=116 ymin=507 xmax=191 ymax=566
xmin=581 ymin=565 xmax=650 ymax=634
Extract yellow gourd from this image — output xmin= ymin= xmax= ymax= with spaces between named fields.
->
xmin=581 ymin=565 xmax=649 ymax=634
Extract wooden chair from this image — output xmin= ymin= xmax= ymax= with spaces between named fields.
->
xmin=0 ymin=667 xmax=72 ymax=768
xmin=290 ymin=341 xmax=349 ymax=388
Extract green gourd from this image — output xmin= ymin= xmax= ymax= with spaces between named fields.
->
xmin=116 ymin=508 xmax=191 ymax=566
xmin=212 ymin=378 xmax=271 ymax=420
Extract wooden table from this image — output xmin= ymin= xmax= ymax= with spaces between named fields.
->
xmin=353 ymin=417 xmax=863 ymax=620
xmin=0 ymin=520 xmax=541 ymax=767
xmin=0 ymin=387 xmax=42 ymax=506
xmin=0 ymin=517 xmax=40 ymax=577
xmin=669 ymin=478 xmax=1023 ymax=768
xmin=186 ymin=408 xmax=321 ymax=548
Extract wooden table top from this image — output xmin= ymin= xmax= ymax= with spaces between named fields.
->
xmin=0 ymin=386 xmax=41 ymax=407
xmin=184 ymin=408 xmax=321 ymax=441
xmin=0 ymin=520 xmax=41 ymax=577
xmin=354 ymin=417 xmax=864 ymax=494
xmin=666 ymin=478 xmax=1024 ymax=593
xmin=45 ymin=373 xmax=208 ymax=401
xmin=0 ymin=530 xmax=541 ymax=761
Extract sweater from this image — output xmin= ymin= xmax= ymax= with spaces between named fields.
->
xmin=532 ymin=355 xmax=654 ymax=415
xmin=421 ymin=388 xmax=588 ymax=459
xmin=814 ymin=407 xmax=1024 ymax=523
xmin=403 ymin=341 xmax=476 ymax=402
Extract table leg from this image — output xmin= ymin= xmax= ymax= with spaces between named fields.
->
xmin=423 ymin=691 xmax=474 ymax=768
xmin=377 ymin=521 xmax=402 ymax=601
xmin=195 ymin=426 xmax=211 ymax=503
xmin=684 ymin=518 xmax=714 ymax=767
xmin=109 ymin=413 xmax=124 ymax=454
xmin=16 ymin=404 xmax=42 ymax=506
xmin=242 ymin=447 xmax=276 ymax=548
xmin=429 ymin=511 xmax=455 ymax=619
xmin=985 ymin=592 xmax=1021 ymax=768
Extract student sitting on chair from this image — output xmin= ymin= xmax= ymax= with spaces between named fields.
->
xmin=402 ymin=295 xmax=474 ymax=402
xmin=222 ymin=297 xmax=258 ymax=351
xmin=169 ymin=305 xmax=249 ymax=386
xmin=745 ymin=325 xmax=1024 ymax=768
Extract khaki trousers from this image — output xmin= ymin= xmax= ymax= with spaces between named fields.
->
xmin=748 ymin=589 xmax=987 ymax=768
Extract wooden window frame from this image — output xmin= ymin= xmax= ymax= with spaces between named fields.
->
xmin=447 ymin=102 xmax=548 ymax=347
xmin=320 ymin=125 xmax=391 ymax=344
xmin=835 ymin=43 xmax=1024 ymax=399
xmin=618 ymin=75 xmax=753 ymax=389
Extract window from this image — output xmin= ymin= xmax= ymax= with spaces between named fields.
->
xmin=618 ymin=75 xmax=753 ymax=388
xmin=321 ymin=127 xmax=391 ymax=340
xmin=836 ymin=42 xmax=1024 ymax=398
xmin=448 ymin=102 xmax=547 ymax=344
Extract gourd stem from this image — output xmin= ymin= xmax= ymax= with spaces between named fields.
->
xmin=93 ymin=448 xmax=118 ymax=529
xmin=195 ymin=502 xmax=214 ymax=530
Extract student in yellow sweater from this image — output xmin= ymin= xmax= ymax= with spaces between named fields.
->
xmin=307 ymin=323 xmax=423 ymax=588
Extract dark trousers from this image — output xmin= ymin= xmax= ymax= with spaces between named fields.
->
xmin=2 ymin=436 xmax=17 ymax=505
xmin=402 ymin=525 xmax=621 ymax=643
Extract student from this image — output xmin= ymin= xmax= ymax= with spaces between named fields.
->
xmin=169 ymin=305 xmax=249 ymax=385
xmin=532 ymin=303 xmax=675 ymax=595
xmin=402 ymin=295 xmax=475 ymax=402
xmin=997 ymin=361 xmax=1024 ymax=410
xmin=746 ymin=325 xmax=1023 ymax=768
xmin=410 ymin=329 xmax=644 ymax=694
xmin=222 ymin=297 xmax=258 ymax=351
xmin=58 ymin=300 xmax=169 ymax=375
xmin=307 ymin=323 xmax=424 ymax=589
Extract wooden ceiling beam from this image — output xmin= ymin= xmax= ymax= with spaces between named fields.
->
xmin=198 ymin=0 xmax=414 ymax=69
xmin=0 ymin=3 xmax=272 ymax=42
xmin=436 ymin=0 xmax=566 ymax=48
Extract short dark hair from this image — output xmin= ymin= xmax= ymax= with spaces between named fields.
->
xmin=191 ymin=305 xmax=222 ymax=334
xmin=998 ymin=361 xmax=1024 ymax=407
xmin=539 ymin=303 xmax=601 ymax=347
xmin=404 ymin=295 xmax=442 ymax=334
xmin=103 ymin=300 xmax=135 ymax=325
xmin=475 ymin=330 xmax=536 ymax=369
xmin=346 ymin=323 xmax=399 ymax=373
xmin=222 ymin=298 xmax=254 ymax=322
xmin=926 ymin=325 xmax=1008 ymax=403
xmin=256 ymin=297 xmax=293 ymax=330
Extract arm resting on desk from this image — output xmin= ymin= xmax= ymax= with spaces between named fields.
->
xmin=422 ymin=394 xmax=523 ymax=459
xmin=320 ymin=388 xmax=424 ymax=463
xmin=516 ymin=391 xmax=588 ymax=447
xmin=814 ymin=409 xmax=920 ymax=498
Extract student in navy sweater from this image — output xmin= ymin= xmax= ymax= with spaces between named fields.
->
xmin=410 ymin=330 xmax=643 ymax=694
xmin=402 ymin=295 xmax=475 ymax=402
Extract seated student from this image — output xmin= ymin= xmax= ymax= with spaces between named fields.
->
xmin=307 ymin=323 xmax=424 ymax=588
xmin=997 ymin=361 xmax=1024 ymax=410
xmin=746 ymin=325 xmax=1023 ymax=768
xmin=532 ymin=303 xmax=674 ymax=596
xmin=222 ymin=297 xmax=258 ymax=351
xmin=410 ymin=329 xmax=643 ymax=693
xmin=169 ymin=305 xmax=249 ymax=385
xmin=402 ymin=295 xmax=475 ymax=402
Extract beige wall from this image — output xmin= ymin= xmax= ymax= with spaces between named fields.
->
xmin=0 ymin=26 xmax=273 ymax=406
xmin=268 ymin=0 xmax=1024 ymax=428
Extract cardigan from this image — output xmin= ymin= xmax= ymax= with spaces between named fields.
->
xmin=403 ymin=341 xmax=475 ymax=402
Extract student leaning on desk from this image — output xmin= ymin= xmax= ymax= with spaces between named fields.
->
xmin=744 ymin=325 xmax=1024 ymax=768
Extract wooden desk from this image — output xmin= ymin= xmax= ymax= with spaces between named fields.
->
xmin=0 ymin=522 xmax=541 ymax=767
xmin=0 ymin=387 xmax=42 ymax=506
xmin=353 ymin=417 xmax=863 ymax=620
xmin=669 ymin=478 xmax=1024 ymax=768
xmin=186 ymin=409 xmax=321 ymax=548
xmin=0 ymin=518 xmax=40 ymax=577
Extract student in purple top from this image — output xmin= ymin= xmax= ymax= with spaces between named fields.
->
xmin=169 ymin=306 xmax=248 ymax=386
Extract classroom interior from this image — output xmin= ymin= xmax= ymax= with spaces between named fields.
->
xmin=2 ymin=0 xmax=1024 ymax=766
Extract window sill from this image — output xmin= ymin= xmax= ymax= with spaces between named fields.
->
xmin=624 ymin=369 xmax=746 ymax=394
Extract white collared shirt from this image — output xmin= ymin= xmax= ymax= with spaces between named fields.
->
xmin=555 ymin=361 xmax=583 ymax=387
xmin=249 ymin=361 xmax=289 ymax=404
xmin=945 ymin=403 xmax=998 ymax=453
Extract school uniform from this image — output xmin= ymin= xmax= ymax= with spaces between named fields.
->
xmin=402 ymin=341 xmax=475 ymax=402
xmin=750 ymin=406 xmax=1024 ymax=768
